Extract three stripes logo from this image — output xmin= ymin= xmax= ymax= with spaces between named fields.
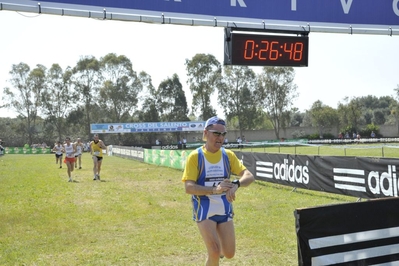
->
xmin=333 ymin=165 xmax=399 ymax=197
xmin=296 ymin=198 xmax=399 ymax=265
xmin=256 ymin=161 xmax=273 ymax=179
xmin=306 ymin=224 xmax=399 ymax=265
xmin=333 ymin=168 xmax=366 ymax=192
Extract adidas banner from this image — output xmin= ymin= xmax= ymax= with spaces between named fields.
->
xmin=295 ymin=197 xmax=399 ymax=265
xmin=234 ymin=152 xmax=399 ymax=199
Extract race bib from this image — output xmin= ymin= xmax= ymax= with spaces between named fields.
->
xmin=204 ymin=176 xmax=225 ymax=187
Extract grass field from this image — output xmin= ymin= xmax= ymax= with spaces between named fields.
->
xmin=0 ymin=152 xmax=357 ymax=265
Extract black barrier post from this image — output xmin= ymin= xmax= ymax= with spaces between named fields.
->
xmin=344 ymin=147 xmax=346 ymax=156
xmin=318 ymin=146 xmax=320 ymax=155
xmin=294 ymin=145 xmax=297 ymax=155
xmin=295 ymin=197 xmax=399 ymax=265
xmin=382 ymin=147 xmax=384 ymax=157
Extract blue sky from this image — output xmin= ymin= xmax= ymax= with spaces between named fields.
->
xmin=1 ymin=10 xmax=399 ymax=119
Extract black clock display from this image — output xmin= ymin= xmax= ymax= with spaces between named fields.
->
xmin=225 ymin=32 xmax=309 ymax=67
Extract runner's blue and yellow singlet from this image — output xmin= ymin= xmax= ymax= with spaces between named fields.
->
xmin=182 ymin=146 xmax=246 ymax=222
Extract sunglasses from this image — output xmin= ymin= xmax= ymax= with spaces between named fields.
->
xmin=208 ymin=130 xmax=227 ymax=137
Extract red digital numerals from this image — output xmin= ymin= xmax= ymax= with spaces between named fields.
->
xmin=231 ymin=33 xmax=308 ymax=66
xmin=243 ymin=40 xmax=304 ymax=61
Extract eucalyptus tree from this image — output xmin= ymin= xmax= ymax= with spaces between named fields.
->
xmin=135 ymin=97 xmax=160 ymax=123
xmin=388 ymin=84 xmax=399 ymax=133
xmin=308 ymin=100 xmax=339 ymax=137
xmin=185 ymin=53 xmax=221 ymax=120
xmin=157 ymin=74 xmax=190 ymax=142
xmin=357 ymin=95 xmax=394 ymax=125
xmin=0 ymin=117 xmax=26 ymax=146
xmin=290 ymin=107 xmax=304 ymax=127
xmin=217 ymin=65 xmax=259 ymax=134
xmin=157 ymin=74 xmax=189 ymax=122
xmin=26 ymin=64 xmax=47 ymax=139
xmin=2 ymin=63 xmax=46 ymax=145
xmin=255 ymin=66 xmax=298 ymax=139
xmin=337 ymin=97 xmax=363 ymax=133
xmin=373 ymin=110 xmax=386 ymax=125
xmin=72 ymin=56 xmax=101 ymax=140
xmin=99 ymin=53 xmax=142 ymax=123
xmin=125 ymin=69 xmax=159 ymax=145
xmin=41 ymin=64 xmax=74 ymax=141
xmin=394 ymin=84 xmax=399 ymax=101
xmin=132 ymin=92 xmax=160 ymax=145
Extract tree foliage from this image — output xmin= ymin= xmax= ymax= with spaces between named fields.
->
xmin=157 ymin=74 xmax=189 ymax=122
xmin=218 ymin=65 xmax=260 ymax=134
xmin=72 ymin=56 xmax=101 ymax=140
xmin=255 ymin=67 xmax=298 ymax=139
xmin=185 ymin=53 xmax=221 ymax=120
xmin=2 ymin=63 xmax=46 ymax=144
xmin=1 ymin=54 xmax=399 ymax=146
xmin=41 ymin=64 xmax=74 ymax=141
xmin=308 ymin=100 xmax=339 ymax=136
xmin=337 ymin=97 xmax=363 ymax=132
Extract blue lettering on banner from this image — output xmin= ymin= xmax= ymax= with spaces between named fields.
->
xmin=90 ymin=121 xmax=205 ymax=133
xmin=35 ymin=0 xmax=399 ymax=26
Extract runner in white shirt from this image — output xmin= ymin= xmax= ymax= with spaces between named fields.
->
xmin=74 ymin=138 xmax=85 ymax=169
xmin=52 ymin=141 xmax=64 ymax=168
xmin=64 ymin=137 xmax=77 ymax=182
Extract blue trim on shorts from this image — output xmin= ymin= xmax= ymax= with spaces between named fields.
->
xmin=208 ymin=215 xmax=229 ymax=224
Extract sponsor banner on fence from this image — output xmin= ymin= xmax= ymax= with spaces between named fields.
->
xmin=91 ymin=121 xmax=205 ymax=134
xmin=108 ymin=147 xmax=399 ymax=199
xmin=295 ymin=197 xmax=399 ymax=265
xmin=110 ymin=145 xmax=190 ymax=169
xmin=110 ymin=146 xmax=144 ymax=162
xmin=5 ymin=147 xmax=52 ymax=154
xmin=144 ymin=149 xmax=190 ymax=170
xmin=235 ymin=151 xmax=399 ymax=199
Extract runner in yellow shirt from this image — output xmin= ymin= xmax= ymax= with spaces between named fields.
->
xmin=90 ymin=134 xmax=107 ymax=181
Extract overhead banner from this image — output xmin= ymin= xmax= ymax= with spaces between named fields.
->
xmin=90 ymin=121 xmax=205 ymax=134
xmin=295 ymin=197 xmax=399 ymax=265
xmin=234 ymin=151 xmax=399 ymax=199
xmin=34 ymin=0 xmax=399 ymax=26
xmin=3 ymin=1 xmax=399 ymax=32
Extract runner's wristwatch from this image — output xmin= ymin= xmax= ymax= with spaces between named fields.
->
xmin=232 ymin=179 xmax=240 ymax=188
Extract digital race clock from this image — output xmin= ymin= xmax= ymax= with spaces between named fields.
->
xmin=224 ymin=30 xmax=309 ymax=67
